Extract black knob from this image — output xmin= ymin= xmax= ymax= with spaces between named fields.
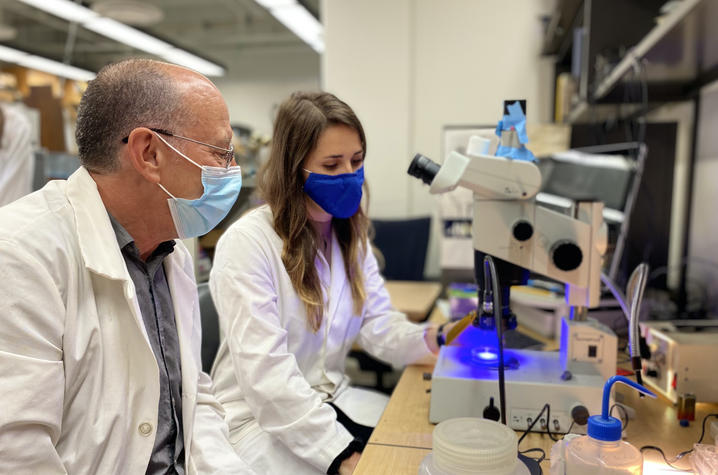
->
xmin=483 ymin=397 xmax=501 ymax=421
xmin=512 ymin=220 xmax=533 ymax=242
xmin=551 ymin=241 xmax=583 ymax=271
xmin=571 ymin=405 xmax=590 ymax=426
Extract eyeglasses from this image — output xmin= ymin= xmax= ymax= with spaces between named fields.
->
xmin=122 ymin=127 xmax=235 ymax=169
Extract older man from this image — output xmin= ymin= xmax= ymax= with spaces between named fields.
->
xmin=0 ymin=59 xmax=254 ymax=474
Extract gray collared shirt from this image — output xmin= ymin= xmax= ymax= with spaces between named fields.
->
xmin=109 ymin=215 xmax=185 ymax=475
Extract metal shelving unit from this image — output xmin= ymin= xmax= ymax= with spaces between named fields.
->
xmin=567 ymin=0 xmax=718 ymax=121
xmin=593 ymin=0 xmax=717 ymax=102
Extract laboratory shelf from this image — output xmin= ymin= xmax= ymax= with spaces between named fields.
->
xmin=593 ymin=0 xmax=718 ymax=102
xmin=567 ymin=0 xmax=718 ymax=122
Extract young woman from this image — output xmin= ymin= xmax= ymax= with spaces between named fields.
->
xmin=209 ymin=91 xmax=450 ymax=475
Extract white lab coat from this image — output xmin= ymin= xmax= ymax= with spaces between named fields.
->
xmin=209 ymin=205 xmax=434 ymax=474
xmin=0 ymin=167 xmax=254 ymax=474
xmin=0 ymin=103 xmax=34 ymax=207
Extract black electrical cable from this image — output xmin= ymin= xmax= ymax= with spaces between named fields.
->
xmin=610 ymin=403 xmax=630 ymax=431
xmin=484 ymin=257 xmax=507 ymax=426
xmin=516 ymin=403 xmax=564 ymax=446
xmin=696 ymin=413 xmax=718 ymax=444
xmin=640 ymin=413 xmax=718 ymax=470
xmin=517 ymin=406 xmax=579 ymax=469
xmin=544 ymin=404 xmax=561 ymax=442
xmin=517 ymin=404 xmax=549 ymax=447
xmin=519 ymin=447 xmax=546 ymax=464
xmin=639 ymin=446 xmax=693 ymax=471
xmin=636 ymin=58 xmax=648 ymax=149
xmin=623 ymin=62 xmax=634 ymax=144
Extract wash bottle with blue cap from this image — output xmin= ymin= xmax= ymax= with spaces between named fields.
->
xmin=564 ymin=376 xmax=656 ymax=474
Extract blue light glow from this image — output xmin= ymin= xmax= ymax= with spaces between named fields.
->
xmin=468 ymin=346 xmax=522 ymax=370
xmin=470 ymin=346 xmax=500 ymax=366
xmin=477 ymin=350 xmax=498 ymax=361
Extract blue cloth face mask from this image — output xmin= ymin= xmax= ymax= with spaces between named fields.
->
xmin=303 ymin=166 xmax=364 ymax=219
xmin=155 ymin=133 xmax=242 ymax=239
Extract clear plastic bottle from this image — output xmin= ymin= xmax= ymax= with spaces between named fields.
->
xmin=564 ymin=376 xmax=656 ymax=475
xmin=418 ymin=418 xmax=529 ymax=475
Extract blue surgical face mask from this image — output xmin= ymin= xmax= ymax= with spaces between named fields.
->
xmin=155 ymin=133 xmax=242 ymax=239
xmin=303 ymin=166 xmax=364 ymax=219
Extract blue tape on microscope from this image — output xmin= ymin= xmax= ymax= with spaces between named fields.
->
xmin=501 ymin=101 xmax=529 ymax=143
xmin=495 ymin=144 xmax=535 ymax=161
xmin=494 ymin=100 xmax=535 ymax=162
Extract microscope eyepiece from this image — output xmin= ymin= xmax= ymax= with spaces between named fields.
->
xmin=407 ymin=154 xmax=440 ymax=186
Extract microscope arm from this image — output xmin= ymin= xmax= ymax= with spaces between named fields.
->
xmin=427 ymin=151 xmax=542 ymax=200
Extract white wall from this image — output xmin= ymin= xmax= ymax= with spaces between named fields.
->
xmin=322 ymin=0 xmax=555 ymax=277
xmin=216 ymin=77 xmax=320 ymax=136
xmin=321 ymin=0 xmax=414 ymax=219
xmin=687 ymin=81 xmax=718 ymax=313
xmin=645 ymin=102 xmax=695 ymax=290
xmin=216 ymin=48 xmax=320 ymax=136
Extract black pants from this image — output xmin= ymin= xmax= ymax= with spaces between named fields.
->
xmin=328 ymin=403 xmax=374 ymax=451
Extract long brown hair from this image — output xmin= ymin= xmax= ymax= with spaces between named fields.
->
xmin=258 ymin=91 xmax=370 ymax=331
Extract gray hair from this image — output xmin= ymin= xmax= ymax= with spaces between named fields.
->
xmin=75 ymin=58 xmax=188 ymax=173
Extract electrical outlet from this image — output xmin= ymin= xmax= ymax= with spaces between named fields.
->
xmin=509 ymin=408 xmax=572 ymax=433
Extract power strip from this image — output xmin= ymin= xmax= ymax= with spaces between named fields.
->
xmin=710 ymin=420 xmax=718 ymax=445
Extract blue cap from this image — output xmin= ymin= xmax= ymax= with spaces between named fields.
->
xmin=587 ymin=414 xmax=623 ymax=441
xmin=588 ymin=376 xmax=656 ymax=442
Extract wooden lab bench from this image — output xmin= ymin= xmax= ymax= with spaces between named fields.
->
xmin=384 ymin=280 xmax=443 ymax=323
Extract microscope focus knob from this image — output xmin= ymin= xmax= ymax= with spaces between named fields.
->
xmin=551 ymin=241 xmax=583 ymax=271
xmin=512 ymin=220 xmax=534 ymax=242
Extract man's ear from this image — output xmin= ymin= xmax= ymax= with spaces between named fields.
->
xmin=125 ymin=128 xmax=162 ymax=183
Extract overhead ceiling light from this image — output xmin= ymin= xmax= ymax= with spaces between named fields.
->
xmin=14 ymin=0 xmax=225 ymax=76
xmin=270 ymin=4 xmax=323 ymax=53
xmin=254 ymin=0 xmax=296 ymax=7
xmin=91 ymin=1 xmax=165 ymax=27
xmin=16 ymin=54 xmax=96 ymax=81
xmin=255 ymin=0 xmax=324 ymax=53
xmin=84 ymin=17 xmax=173 ymax=55
xmin=162 ymin=48 xmax=225 ymax=77
xmin=0 ymin=44 xmax=95 ymax=81
xmin=0 ymin=44 xmax=28 ymax=63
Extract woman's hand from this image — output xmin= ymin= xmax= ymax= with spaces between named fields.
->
xmin=339 ymin=451 xmax=361 ymax=475
xmin=424 ymin=322 xmax=455 ymax=354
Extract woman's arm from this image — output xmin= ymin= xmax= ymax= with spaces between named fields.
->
xmin=356 ymin=241 xmax=441 ymax=366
